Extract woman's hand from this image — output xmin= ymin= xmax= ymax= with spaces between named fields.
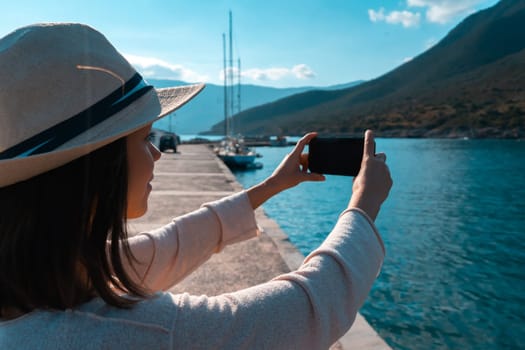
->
xmin=348 ymin=130 xmax=392 ymax=221
xmin=246 ymin=132 xmax=325 ymax=209
xmin=266 ymin=132 xmax=326 ymax=192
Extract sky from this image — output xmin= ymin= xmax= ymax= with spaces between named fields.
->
xmin=3 ymin=0 xmax=500 ymax=88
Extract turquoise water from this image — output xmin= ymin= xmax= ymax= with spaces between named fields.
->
xmin=231 ymin=139 xmax=525 ymax=350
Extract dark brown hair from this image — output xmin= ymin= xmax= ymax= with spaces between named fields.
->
xmin=0 ymin=138 xmax=149 ymax=316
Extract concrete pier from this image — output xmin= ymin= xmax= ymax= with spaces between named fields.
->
xmin=130 ymin=144 xmax=391 ymax=350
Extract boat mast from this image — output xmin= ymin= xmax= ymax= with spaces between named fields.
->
xmin=228 ymin=10 xmax=234 ymax=136
xmin=237 ymin=58 xmax=241 ymax=116
xmin=222 ymin=33 xmax=228 ymax=138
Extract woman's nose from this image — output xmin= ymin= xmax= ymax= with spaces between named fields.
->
xmin=150 ymin=142 xmax=162 ymax=161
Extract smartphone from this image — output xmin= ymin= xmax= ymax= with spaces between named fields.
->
xmin=308 ymin=137 xmax=370 ymax=176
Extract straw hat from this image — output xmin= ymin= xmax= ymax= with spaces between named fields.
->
xmin=0 ymin=23 xmax=205 ymax=187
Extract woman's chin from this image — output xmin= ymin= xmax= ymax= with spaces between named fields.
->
xmin=126 ymin=204 xmax=148 ymax=219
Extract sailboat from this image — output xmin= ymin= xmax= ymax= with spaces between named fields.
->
xmin=214 ymin=11 xmax=262 ymax=170
xmin=215 ymin=136 xmax=260 ymax=169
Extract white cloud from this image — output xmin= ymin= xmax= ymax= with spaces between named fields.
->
xmin=388 ymin=10 xmax=422 ymax=27
xmin=124 ymin=54 xmax=208 ymax=82
xmin=370 ymin=1 xmax=486 ymax=26
xmin=368 ymin=7 xmax=421 ymax=27
xmin=292 ymin=64 xmax=316 ymax=79
xmin=402 ymin=57 xmax=414 ymax=63
xmin=227 ymin=64 xmax=316 ymax=82
xmin=369 ymin=8 xmax=386 ymax=22
xmin=407 ymin=0 xmax=485 ymax=24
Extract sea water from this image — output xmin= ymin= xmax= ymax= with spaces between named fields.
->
xmin=230 ymin=138 xmax=525 ymax=350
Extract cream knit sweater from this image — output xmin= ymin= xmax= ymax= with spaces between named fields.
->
xmin=0 ymin=191 xmax=385 ymax=349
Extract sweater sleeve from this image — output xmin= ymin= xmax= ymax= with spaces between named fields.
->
xmin=168 ymin=209 xmax=385 ymax=350
xmin=124 ymin=191 xmax=259 ymax=291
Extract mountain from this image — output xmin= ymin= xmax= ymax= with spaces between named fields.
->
xmin=210 ymin=0 xmax=525 ymax=138
xmin=149 ymin=79 xmax=363 ymax=134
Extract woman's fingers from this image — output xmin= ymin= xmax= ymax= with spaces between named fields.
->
xmin=291 ymin=132 xmax=317 ymax=157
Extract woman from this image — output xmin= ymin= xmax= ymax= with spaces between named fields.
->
xmin=0 ymin=23 xmax=392 ymax=349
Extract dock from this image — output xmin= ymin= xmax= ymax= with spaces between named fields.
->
xmin=129 ymin=143 xmax=391 ymax=350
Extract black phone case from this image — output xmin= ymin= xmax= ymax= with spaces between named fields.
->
xmin=308 ymin=137 xmax=366 ymax=176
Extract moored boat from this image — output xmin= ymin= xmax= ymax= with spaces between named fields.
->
xmin=214 ymin=137 xmax=262 ymax=169
xmin=215 ymin=11 xmax=262 ymax=171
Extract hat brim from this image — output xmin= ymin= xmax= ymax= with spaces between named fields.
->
xmin=0 ymin=83 xmax=205 ymax=187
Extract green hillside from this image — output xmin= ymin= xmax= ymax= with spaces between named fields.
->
xmin=211 ymin=0 xmax=525 ymax=138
